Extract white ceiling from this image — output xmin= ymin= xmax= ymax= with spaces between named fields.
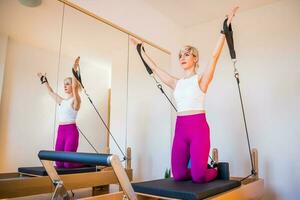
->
xmin=143 ymin=0 xmax=279 ymax=28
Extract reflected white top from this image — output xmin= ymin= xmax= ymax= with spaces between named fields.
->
xmin=173 ymin=74 xmax=205 ymax=112
xmin=58 ymin=98 xmax=78 ymax=123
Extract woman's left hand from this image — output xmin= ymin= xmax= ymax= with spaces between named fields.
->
xmin=73 ymin=56 xmax=80 ymax=71
xmin=227 ymin=6 xmax=239 ymax=26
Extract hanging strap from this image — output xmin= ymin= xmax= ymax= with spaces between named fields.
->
xmin=222 ymin=18 xmax=256 ymax=181
xmin=221 ymin=18 xmax=236 ymax=60
xmin=72 ymin=68 xmax=84 ymax=89
xmin=137 ymin=43 xmax=153 ymax=75
xmin=136 ymin=43 xmax=177 ymax=111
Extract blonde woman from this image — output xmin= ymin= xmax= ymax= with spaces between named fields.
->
xmin=37 ymin=56 xmax=82 ymax=168
xmin=132 ymin=6 xmax=239 ymax=183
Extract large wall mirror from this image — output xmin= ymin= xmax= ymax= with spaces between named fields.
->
xmin=57 ymin=3 xmax=129 ymax=156
xmin=0 ymin=0 xmax=65 ymax=170
xmin=0 ymin=0 xmax=171 ymax=183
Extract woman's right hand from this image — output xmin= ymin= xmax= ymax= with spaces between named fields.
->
xmin=226 ymin=6 xmax=239 ymax=26
xmin=129 ymin=37 xmax=143 ymax=47
xmin=37 ymin=72 xmax=46 ymax=79
xmin=73 ymin=56 xmax=80 ymax=71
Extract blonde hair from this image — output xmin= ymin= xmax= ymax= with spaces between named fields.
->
xmin=64 ymin=77 xmax=72 ymax=83
xmin=64 ymin=77 xmax=82 ymax=91
xmin=178 ymin=45 xmax=199 ymax=69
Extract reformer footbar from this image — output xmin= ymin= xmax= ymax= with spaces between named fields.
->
xmin=222 ymin=18 xmax=256 ymax=181
xmin=72 ymin=66 xmax=127 ymax=161
xmin=38 ymin=151 xmax=136 ymax=200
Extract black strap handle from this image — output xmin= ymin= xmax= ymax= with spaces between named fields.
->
xmin=40 ymin=75 xmax=48 ymax=84
xmin=137 ymin=43 xmax=153 ymax=75
xmin=72 ymin=68 xmax=84 ymax=89
xmin=222 ymin=18 xmax=236 ymax=60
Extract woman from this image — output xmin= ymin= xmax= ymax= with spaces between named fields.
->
xmin=37 ymin=56 xmax=83 ymax=168
xmin=132 ymin=7 xmax=239 ymax=183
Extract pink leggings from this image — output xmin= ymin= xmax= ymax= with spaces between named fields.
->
xmin=171 ymin=113 xmax=217 ymax=183
xmin=55 ymin=123 xmax=83 ymax=168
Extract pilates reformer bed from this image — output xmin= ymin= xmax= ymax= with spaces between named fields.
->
xmin=37 ymin=148 xmax=264 ymax=200
xmin=0 ymin=147 xmax=132 ymax=199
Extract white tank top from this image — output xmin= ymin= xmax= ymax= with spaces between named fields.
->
xmin=58 ymin=98 xmax=78 ymax=123
xmin=173 ymin=74 xmax=205 ymax=112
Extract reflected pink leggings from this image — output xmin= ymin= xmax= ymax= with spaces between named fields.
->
xmin=171 ymin=113 xmax=217 ymax=183
xmin=55 ymin=123 xmax=83 ymax=168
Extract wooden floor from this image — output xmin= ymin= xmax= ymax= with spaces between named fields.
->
xmin=8 ymin=184 xmax=121 ymax=200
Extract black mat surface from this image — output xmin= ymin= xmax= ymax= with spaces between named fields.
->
xmin=18 ymin=166 xmax=98 ymax=176
xmin=132 ymin=178 xmax=241 ymax=200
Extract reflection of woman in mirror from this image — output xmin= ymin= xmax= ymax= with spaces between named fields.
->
xmin=131 ymin=7 xmax=238 ymax=183
xmin=37 ymin=56 xmax=83 ymax=168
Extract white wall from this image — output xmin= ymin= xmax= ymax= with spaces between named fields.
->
xmin=181 ymin=0 xmax=300 ymax=199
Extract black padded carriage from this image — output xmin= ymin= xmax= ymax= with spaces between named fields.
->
xmin=132 ymin=178 xmax=241 ymax=200
xmin=18 ymin=166 xmax=98 ymax=176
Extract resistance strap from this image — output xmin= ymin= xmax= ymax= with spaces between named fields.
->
xmin=136 ymin=44 xmax=177 ymax=111
xmin=222 ymin=18 xmax=256 ymax=181
xmin=222 ymin=18 xmax=236 ymax=60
